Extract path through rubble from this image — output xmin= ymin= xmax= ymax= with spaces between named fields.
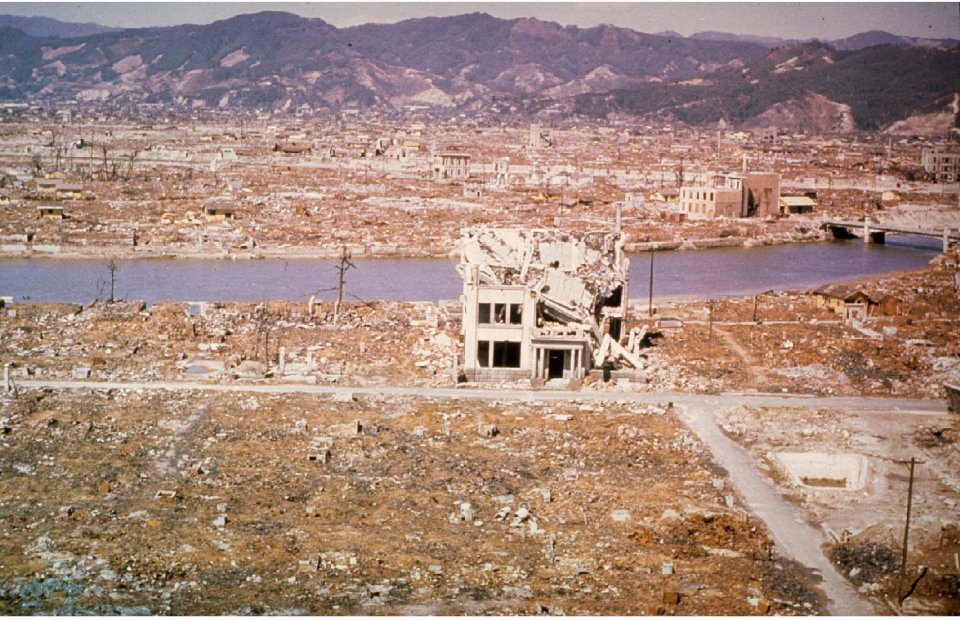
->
xmin=676 ymin=399 xmax=876 ymax=616
xmin=15 ymin=378 xmax=946 ymax=614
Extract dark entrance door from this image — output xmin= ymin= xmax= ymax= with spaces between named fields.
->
xmin=547 ymin=350 xmax=565 ymax=379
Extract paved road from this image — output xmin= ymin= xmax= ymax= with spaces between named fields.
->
xmin=678 ymin=398 xmax=878 ymax=615
xmin=12 ymin=377 xmax=948 ymax=614
xmin=12 ymin=378 xmax=946 ymax=414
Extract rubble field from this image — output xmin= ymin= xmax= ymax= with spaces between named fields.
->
xmin=1 ymin=248 xmax=956 ymax=399
xmin=0 ymin=391 xmax=823 ymax=615
xmin=642 ymin=252 xmax=960 ymax=398
xmin=2 ymin=117 xmax=958 ymax=261
xmin=718 ymin=405 xmax=960 ymax=615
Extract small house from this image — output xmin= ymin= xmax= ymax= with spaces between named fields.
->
xmin=55 ymin=183 xmax=84 ymax=200
xmin=34 ymin=178 xmax=58 ymax=196
xmin=38 ymin=203 xmax=64 ymax=219
xmin=811 ymin=284 xmax=873 ymax=315
xmin=650 ymin=189 xmax=679 ymax=203
xmin=203 ymin=204 xmax=236 ymax=221
xmin=779 ymin=195 xmax=816 ymax=215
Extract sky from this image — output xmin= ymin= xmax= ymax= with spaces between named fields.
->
xmin=0 ymin=2 xmax=958 ymax=40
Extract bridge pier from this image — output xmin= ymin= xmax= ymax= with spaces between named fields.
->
xmin=863 ymin=220 xmax=884 ymax=244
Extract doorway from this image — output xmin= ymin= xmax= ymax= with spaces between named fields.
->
xmin=547 ymin=350 xmax=566 ymax=379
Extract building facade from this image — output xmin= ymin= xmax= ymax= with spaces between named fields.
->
xmin=679 ymin=172 xmax=781 ymax=218
xmin=459 ymin=227 xmax=632 ymax=384
xmin=433 ymin=153 xmax=471 ymax=180
xmin=921 ymin=147 xmax=960 ymax=182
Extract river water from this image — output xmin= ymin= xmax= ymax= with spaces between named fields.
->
xmin=0 ymin=237 xmax=940 ymax=305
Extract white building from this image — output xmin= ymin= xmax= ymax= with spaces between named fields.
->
xmin=458 ymin=226 xmax=634 ymax=385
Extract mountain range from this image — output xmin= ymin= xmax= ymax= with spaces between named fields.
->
xmin=0 ymin=11 xmax=957 ymax=132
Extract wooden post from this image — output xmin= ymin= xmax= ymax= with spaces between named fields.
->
xmin=648 ymin=250 xmax=654 ymax=317
xmin=898 ymin=457 xmax=918 ymax=604
xmin=333 ymin=245 xmax=355 ymax=325
xmin=708 ymin=301 xmax=714 ymax=348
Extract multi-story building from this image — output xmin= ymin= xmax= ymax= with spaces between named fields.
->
xmin=458 ymin=226 xmax=635 ymax=384
xmin=679 ymin=171 xmax=780 ymax=218
xmin=921 ymin=147 xmax=960 ymax=182
xmin=433 ymin=152 xmax=471 ymax=180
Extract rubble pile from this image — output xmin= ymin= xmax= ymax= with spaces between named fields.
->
xmin=3 ymin=113 xmax=957 ymax=261
xmin=716 ymin=405 xmax=960 ymax=615
xmin=0 ymin=391 xmax=823 ymax=615
xmin=638 ymin=258 xmax=959 ymax=397
xmin=0 ymin=300 xmax=459 ymax=388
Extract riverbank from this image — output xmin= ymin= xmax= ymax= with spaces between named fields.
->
xmin=1 ymin=228 xmax=831 ymax=261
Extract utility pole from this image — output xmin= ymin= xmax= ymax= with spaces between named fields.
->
xmin=898 ymin=456 xmax=922 ymax=605
xmin=708 ymin=300 xmax=714 ymax=347
xmin=648 ymin=250 xmax=654 ymax=317
xmin=333 ymin=245 xmax=355 ymax=325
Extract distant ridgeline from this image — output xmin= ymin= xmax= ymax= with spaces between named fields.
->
xmin=0 ymin=11 xmax=957 ymax=131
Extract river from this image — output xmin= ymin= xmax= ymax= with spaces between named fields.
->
xmin=0 ymin=237 xmax=941 ymax=305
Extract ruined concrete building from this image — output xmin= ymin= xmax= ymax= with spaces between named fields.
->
xmin=433 ymin=152 xmax=471 ymax=181
xmin=679 ymin=171 xmax=780 ymax=218
xmin=458 ymin=223 xmax=642 ymax=384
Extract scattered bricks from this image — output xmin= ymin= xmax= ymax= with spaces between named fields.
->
xmin=333 ymin=391 xmax=354 ymax=403
xmin=756 ymin=598 xmax=771 ymax=614
xmin=662 ymin=590 xmax=680 ymax=605
xmin=510 ymin=505 xmax=531 ymax=527
xmin=611 ymin=509 xmax=631 ymax=523
xmin=308 ymin=449 xmax=331 ymax=463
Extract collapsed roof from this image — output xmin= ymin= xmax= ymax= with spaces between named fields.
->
xmin=458 ymin=227 xmax=633 ymax=356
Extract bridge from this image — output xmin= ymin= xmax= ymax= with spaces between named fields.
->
xmin=822 ymin=218 xmax=959 ymax=252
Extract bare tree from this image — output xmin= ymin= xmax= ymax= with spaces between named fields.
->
xmin=253 ymin=305 xmax=274 ymax=365
xmin=124 ymin=148 xmax=140 ymax=180
xmin=333 ymin=245 xmax=355 ymax=324
xmin=105 ymin=258 xmax=119 ymax=303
